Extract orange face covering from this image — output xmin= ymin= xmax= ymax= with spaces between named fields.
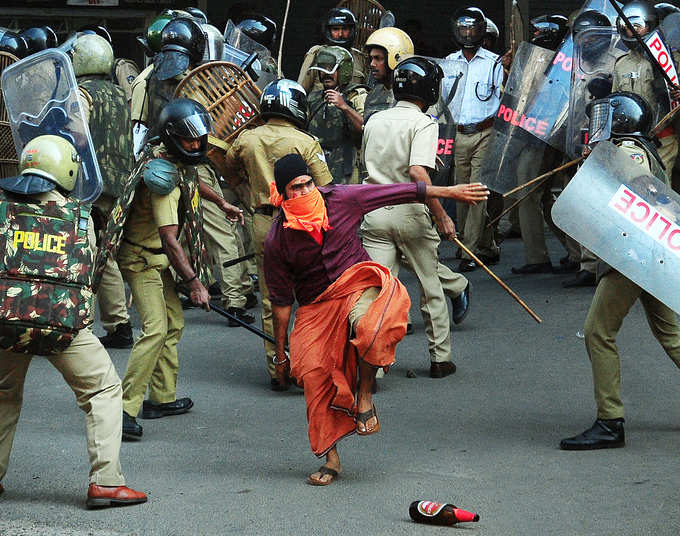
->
xmin=269 ymin=181 xmax=331 ymax=244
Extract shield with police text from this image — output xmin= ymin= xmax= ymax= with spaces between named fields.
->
xmin=478 ymin=42 xmax=555 ymax=195
xmin=566 ymin=28 xmax=625 ymax=158
xmin=552 ymin=141 xmax=680 ymax=313
xmin=1 ymin=49 xmax=102 ymax=202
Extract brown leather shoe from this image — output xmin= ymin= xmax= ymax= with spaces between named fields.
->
xmin=86 ymin=484 xmax=147 ymax=509
xmin=430 ymin=361 xmax=457 ymax=378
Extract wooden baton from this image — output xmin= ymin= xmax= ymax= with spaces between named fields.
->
xmin=503 ymin=156 xmax=584 ymax=198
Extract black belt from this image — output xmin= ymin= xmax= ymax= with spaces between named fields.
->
xmin=123 ymin=238 xmax=165 ymax=255
xmin=457 ymin=116 xmax=494 ymax=134
xmin=254 ymin=205 xmax=275 ymax=216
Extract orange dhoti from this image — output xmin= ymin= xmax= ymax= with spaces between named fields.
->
xmin=289 ymin=261 xmax=410 ymax=457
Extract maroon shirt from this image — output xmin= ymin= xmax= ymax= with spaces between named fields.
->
xmin=264 ymin=182 xmax=427 ymax=306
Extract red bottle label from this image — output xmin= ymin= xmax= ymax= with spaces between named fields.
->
xmin=417 ymin=501 xmax=445 ymax=517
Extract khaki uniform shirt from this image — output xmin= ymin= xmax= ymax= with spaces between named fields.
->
xmin=297 ymin=45 xmax=367 ymax=94
xmin=226 ymin=118 xmax=334 ymax=208
xmin=113 ymin=58 xmax=141 ymax=102
xmin=361 ymin=100 xmax=438 ymax=185
xmin=130 ymin=64 xmax=154 ymax=124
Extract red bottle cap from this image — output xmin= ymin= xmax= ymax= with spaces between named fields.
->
xmin=453 ymin=508 xmax=480 ymax=523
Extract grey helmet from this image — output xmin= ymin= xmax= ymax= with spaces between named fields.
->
xmin=616 ymin=0 xmax=659 ymax=49
xmin=72 ymin=34 xmax=114 ymax=77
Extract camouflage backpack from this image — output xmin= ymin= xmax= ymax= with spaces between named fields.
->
xmin=0 ymin=191 xmax=93 ymax=355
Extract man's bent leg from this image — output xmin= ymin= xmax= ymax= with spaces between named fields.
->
xmin=639 ymin=292 xmax=680 ymax=369
xmin=98 ymin=256 xmax=130 ymax=334
xmin=0 ymin=355 xmax=31 ymax=482
xmin=50 ymin=330 xmax=125 ymax=486
xmin=584 ymin=272 xmax=641 ymax=420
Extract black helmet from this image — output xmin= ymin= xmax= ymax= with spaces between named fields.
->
xmin=237 ymin=14 xmax=278 ymax=52
xmin=572 ymin=10 xmax=612 ymax=36
xmin=587 ymin=91 xmax=653 ymax=143
xmin=158 ymin=98 xmax=213 ymax=165
xmin=483 ymin=18 xmax=499 ymax=50
xmin=78 ymin=25 xmax=112 ymax=44
xmin=324 ymin=7 xmax=357 ymax=48
xmin=185 ymin=7 xmax=208 ymax=24
xmin=0 ymin=31 xmax=28 ymax=58
xmin=154 ymin=17 xmax=206 ymax=81
xmin=529 ymin=14 xmax=569 ymax=50
xmin=393 ymin=56 xmax=444 ymax=108
xmin=260 ymin=79 xmax=308 ymax=128
xmin=616 ymin=0 xmax=659 ymax=49
xmin=20 ymin=26 xmax=58 ymax=55
xmin=655 ymin=3 xmax=680 ymax=21
xmin=451 ymin=7 xmax=486 ymax=49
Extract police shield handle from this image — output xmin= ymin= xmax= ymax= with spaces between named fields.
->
xmin=503 ymin=156 xmax=585 ymax=198
xmin=409 ymin=501 xmax=480 ymax=526
xmin=453 ymin=237 xmax=542 ymax=324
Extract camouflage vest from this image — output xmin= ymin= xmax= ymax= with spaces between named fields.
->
xmin=0 ymin=191 xmax=93 ymax=355
xmin=307 ymin=87 xmax=357 ymax=183
xmin=146 ymin=73 xmax=178 ymax=138
xmin=79 ymin=77 xmax=134 ymax=198
xmin=363 ymin=83 xmax=395 ymax=122
xmin=92 ymin=146 xmax=210 ymax=291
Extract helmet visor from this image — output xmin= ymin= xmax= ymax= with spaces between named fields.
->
xmin=166 ymin=111 xmax=213 ymax=139
xmin=588 ymin=100 xmax=612 ymax=144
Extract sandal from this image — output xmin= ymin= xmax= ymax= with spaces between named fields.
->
xmin=356 ymin=404 xmax=380 ymax=436
xmin=307 ymin=465 xmax=339 ymax=486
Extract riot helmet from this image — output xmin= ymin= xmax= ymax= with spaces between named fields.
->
xmin=0 ymin=31 xmax=28 ymax=59
xmin=529 ymin=14 xmax=569 ymax=50
xmin=0 ymin=135 xmax=82 ymax=195
xmin=655 ymin=3 xmax=680 ymax=20
xmin=364 ymin=27 xmax=414 ymax=70
xmin=587 ymin=91 xmax=653 ymax=144
xmin=392 ymin=56 xmax=443 ymax=108
xmin=185 ymin=7 xmax=208 ymax=24
xmin=572 ymin=10 xmax=612 ymax=36
xmin=154 ymin=17 xmax=206 ymax=81
xmin=451 ymin=7 xmax=486 ymax=50
xmin=616 ymin=0 xmax=659 ymax=49
xmin=141 ymin=12 xmax=174 ymax=56
xmin=158 ymin=98 xmax=212 ymax=165
xmin=260 ymin=79 xmax=308 ymax=128
xmin=72 ymin=34 xmax=114 ymax=77
xmin=309 ymin=45 xmax=354 ymax=88
xmin=78 ymin=25 xmax=112 ymax=44
xmin=324 ymin=8 xmax=357 ymax=48
xmin=236 ymin=15 xmax=277 ymax=52
xmin=20 ymin=26 xmax=58 ymax=55
xmin=483 ymin=18 xmax=499 ymax=51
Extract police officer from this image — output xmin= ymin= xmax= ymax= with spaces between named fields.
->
xmin=117 ymin=99 xmax=242 ymax=438
xmin=19 ymin=26 xmax=57 ymax=55
xmin=72 ymin=34 xmax=136 ymax=349
xmin=560 ymin=93 xmax=680 ymax=450
xmin=235 ymin=14 xmax=279 ymax=74
xmin=297 ymin=8 xmax=367 ymax=93
xmin=307 ymin=45 xmax=368 ymax=183
xmin=223 ymin=79 xmax=334 ymax=390
xmin=446 ymin=7 xmax=503 ymax=273
xmin=0 ymin=135 xmax=147 ymax=508
xmin=361 ymin=57 xmax=478 ymax=378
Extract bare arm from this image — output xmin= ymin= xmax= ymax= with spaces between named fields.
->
xmin=158 ymin=224 xmax=210 ymax=310
xmin=409 ymin=164 xmax=456 ymax=240
xmin=272 ymin=304 xmax=293 ymax=387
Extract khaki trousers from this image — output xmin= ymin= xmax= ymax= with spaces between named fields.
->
xmin=584 ymin=271 xmax=680 ymax=419
xmin=222 ymin=185 xmax=257 ymax=276
xmin=0 ymin=329 xmax=125 ymax=486
xmin=253 ymin=211 xmax=277 ymax=377
xmin=658 ymin=134 xmax=679 ymax=176
xmin=454 ymin=129 xmax=499 ymax=259
xmin=362 ymin=204 xmax=451 ymax=363
xmin=120 ymin=256 xmax=184 ymax=417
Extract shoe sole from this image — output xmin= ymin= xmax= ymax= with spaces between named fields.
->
xmin=559 ymin=441 xmax=625 ymax=451
xmin=86 ymin=497 xmax=148 ymax=509
xmin=122 ymin=431 xmax=142 ymax=441
xmin=141 ymin=401 xmax=194 ymax=419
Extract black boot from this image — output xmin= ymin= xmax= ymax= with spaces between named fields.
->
xmin=122 ymin=411 xmax=143 ymax=440
xmin=559 ymin=419 xmax=625 ymax=450
xmin=562 ymin=270 xmax=596 ymax=288
xmin=98 ymin=323 xmax=133 ymax=349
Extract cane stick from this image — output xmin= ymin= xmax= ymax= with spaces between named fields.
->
xmin=277 ymin=0 xmax=291 ymax=78
xmin=453 ymin=237 xmax=542 ymax=324
xmin=487 ymin=177 xmax=548 ymax=229
xmin=222 ymin=252 xmax=255 ymax=268
xmin=651 ymin=104 xmax=680 ymax=136
xmin=502 ymin=156 xmax=584 ymax=198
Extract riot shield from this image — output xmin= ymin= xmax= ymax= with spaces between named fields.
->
xmin=478 ymin=42 xmax=554 ymax=195
xmin=552 ymin=141 xmax=680 ymax=313
xmin=566 ymin=28 xmax=625 ymax=158
xmin=0 ymin=51 xmax=18 ymax=179
xmin=1 ymin=49 xmax=102 ymax=202
xmin=223 ymin=20 xmax=277 ymax=89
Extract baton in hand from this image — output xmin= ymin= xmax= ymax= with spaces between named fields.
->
xmin=222 ymin=253 xmax=255 ymax=268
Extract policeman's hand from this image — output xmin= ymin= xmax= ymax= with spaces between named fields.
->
xmin=670 ymin=86 xmax=680 ymax=101
xmin=501 ymin=49 xmax=513 ymax=69
xmin=434 ymin=212 xmax=456 ymax=241
xmin=325 ymin=89 xmax=348 ymax=111
xmin=220 ymin=200 xmax=244 ymax=224
xmin=189 ymin=279 xmax=211 ymax=311
xmin=447 ymin=182 xmax=489 ymax=205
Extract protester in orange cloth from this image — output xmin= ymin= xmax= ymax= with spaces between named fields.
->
xmin=264 ymin=154 xmax=489 ymax=485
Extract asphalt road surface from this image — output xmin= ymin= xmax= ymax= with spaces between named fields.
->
xmin=1 ymin=234 xmax=679 ymax=535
